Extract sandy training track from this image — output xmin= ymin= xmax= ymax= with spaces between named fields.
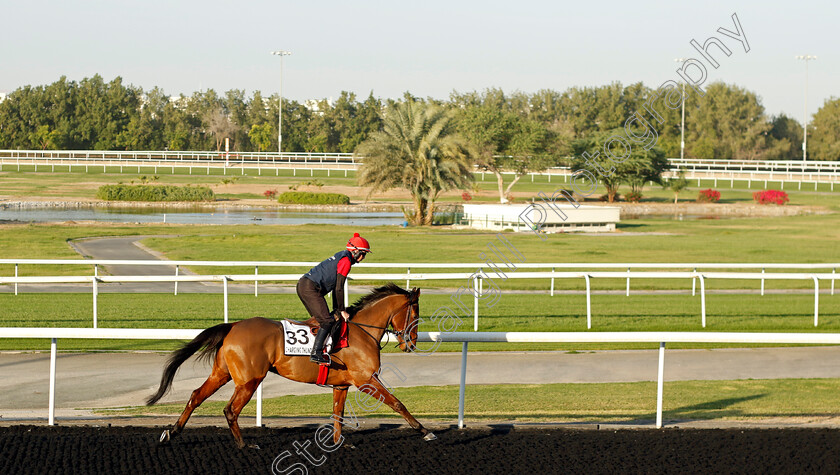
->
xmin=2 ymin=425 xmax=839 ymax=474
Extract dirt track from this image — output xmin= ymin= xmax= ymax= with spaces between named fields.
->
xmin=2 ymin=425 xmax=839 ymax=474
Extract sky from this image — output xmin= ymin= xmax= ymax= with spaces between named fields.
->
xmin=1 ymin=0 xmax=836 ymax=120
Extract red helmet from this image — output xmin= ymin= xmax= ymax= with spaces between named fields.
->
xmin=346 ymin=232 xmax=371 ymax=253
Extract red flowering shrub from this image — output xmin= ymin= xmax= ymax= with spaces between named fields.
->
xmin=263 ymin=189 xmax=278 ymax=200
xmin=625 ymin=191 xmax=642 ymax=202
xmin=696 ymin=189 xmax=721 ymax=203
xmin=461 ymin=192 xmax=472 ymax=201
xmin=753 ymin=190 xmax=789 ymax=205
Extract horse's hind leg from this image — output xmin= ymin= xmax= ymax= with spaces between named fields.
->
xmin=357 ymin=374 xmax=436 ymax=441
xmin=160 ymin=365 xmax=231 ymax=445
xmin=330 ymin=386 xmax=353 ymax=448
xmin=223 ymin=378 xmax=263 ymax=449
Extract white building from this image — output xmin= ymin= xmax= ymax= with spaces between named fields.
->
xmin=462 ymin=203 xmax=620 ymax=233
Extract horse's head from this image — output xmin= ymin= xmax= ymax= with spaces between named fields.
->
xmin=391 ymin=287 xmax=420 ymax=352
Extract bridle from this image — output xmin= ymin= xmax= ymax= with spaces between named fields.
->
xmin=347 ymin=300 xmax=416 ymax=351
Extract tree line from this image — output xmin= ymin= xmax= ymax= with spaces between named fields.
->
xmin=1 ymin=74 xmax=838 ymax=162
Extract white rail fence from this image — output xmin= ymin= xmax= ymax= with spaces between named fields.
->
xmin=3 ymin=150 xmax=839 ymax=187
xmin=3 ymin=328 xmax=840 ymax=429
xmin=1 ymin=261 xmax=838 ymax=330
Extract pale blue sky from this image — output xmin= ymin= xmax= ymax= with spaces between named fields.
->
xmin=1 ymin=0 xmax=836 ymax=120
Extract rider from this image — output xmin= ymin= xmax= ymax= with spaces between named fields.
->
xmin=297 ymin=232 xmax=371 ymax=364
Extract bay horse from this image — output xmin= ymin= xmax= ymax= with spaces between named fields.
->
xmin=147 ymin=283 xmax=435 ymax=449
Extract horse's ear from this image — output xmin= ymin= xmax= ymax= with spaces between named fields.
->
xmin=411 ymin=287 xmax=420 ymax=301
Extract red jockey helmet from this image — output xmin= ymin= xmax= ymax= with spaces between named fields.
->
xmin=346 ymin=232 xmax=372 ymax=253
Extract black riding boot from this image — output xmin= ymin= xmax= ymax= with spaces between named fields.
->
xmin=309 ymin=320 xmax=334 ymax=365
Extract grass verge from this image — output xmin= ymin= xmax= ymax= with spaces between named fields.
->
xmin=98 ymin=379 xmax=840 ymax=423
xmin=1 ymin=292 xmax=838 ymax=351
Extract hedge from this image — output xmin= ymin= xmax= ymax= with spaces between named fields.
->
xmin=96 ymin=184 xmax=215 ymax=202
xmin=277 ymin=191 xmax=350 ymax=205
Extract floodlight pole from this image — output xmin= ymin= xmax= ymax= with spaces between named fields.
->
xmin=675 ymin=58 xmax=687 ymax=159
xmin=796 ymin=55 xmax=816 ymax=160
xmin=271 ymin=50 xmax=292 ymax=154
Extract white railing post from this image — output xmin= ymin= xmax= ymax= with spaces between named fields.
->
xmin=700 ymin=275 xmax=706 ymax=328
xmin=223 ymin=277 xmax=229 ymax=323
xmin=692 ymin=268 xmax=697 ymax=296
xmin=458 ymin=342 xmax=468 ymax=429
xmin=584 ymin=274 xmax=592 ymax=329
xmin=550 ymin=267 xmax=555 ymax=297
xmin=92 ymin=277 xmax=98 ymax=329
xmin=656 ymin=342 xmax=665 ymax=429
xmin=344 ymin=278 xmax=349 ymax=309
xmin=832 ymin=268 xmax=835 ymax=296
xmin=761 ymin=268 xmax=765 ymax=296
xmin=14 ymin=263 xmax=18 ymax=295
xmin=174 ymin=265 xmax=179 ymax=296
xmin=406 ymin=267 xmax=410 ymax=289
xmin=255 ymin=266 xmax=259 ymax=297
xmin=626 ymin=267 xmax=630 ymax=297
xmin=813 ymin=276 xmax=820 ymax=327
xmin=473 ymin=275 xmax=480 ymax=332
xmin=49 ymin=337 xmax=57 ymax=426
xmin=256 ymin=382 xmax=263 ymax=427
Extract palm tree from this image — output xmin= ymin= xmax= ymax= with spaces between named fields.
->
xmin=356 ymin=101 xmax=475 ymax=225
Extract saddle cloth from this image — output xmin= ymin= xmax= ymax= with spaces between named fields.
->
xmin=281 ymin=319 xmax=348 ymax=357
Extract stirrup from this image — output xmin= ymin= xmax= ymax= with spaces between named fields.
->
xmin=310 ymin=352 xmax=331 ymax=365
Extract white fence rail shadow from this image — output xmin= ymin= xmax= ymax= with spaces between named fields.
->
xmin=4 ymin=328 xmax=840 ymax=429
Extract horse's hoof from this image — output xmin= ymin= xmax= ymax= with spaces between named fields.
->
xmin=247 ymin=444 xmax=261 ymax=450
xmin=343 ymin=441 xmax=356 ymax=450
xmin=158 ymin=429 xmax=171 ymax=445
xmin=423 ymin=432 xmax=437 ymax=441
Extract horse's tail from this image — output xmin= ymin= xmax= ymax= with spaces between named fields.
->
xmin=146 ymin=323 xmax=233 ymax=405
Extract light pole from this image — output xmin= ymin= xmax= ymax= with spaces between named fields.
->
xmin=674 ymin=58 xmax=687 ymax=159
xmin=271 ymin=50 xmax=292 ymax=154
xmin=796 ymin=55 xmax=816 ymax=160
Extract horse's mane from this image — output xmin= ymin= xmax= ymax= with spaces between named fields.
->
xmin=347 ymin=283 xmax=411 ymax=317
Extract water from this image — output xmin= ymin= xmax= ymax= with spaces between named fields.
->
xmin=622 ymin=214 xmax=732 ymax=221
xmin=0 ymin=206 xmax=405 ymax=226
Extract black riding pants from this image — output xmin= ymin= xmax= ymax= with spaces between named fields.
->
xmin=296 ymin=277 xmax=334 ymax=326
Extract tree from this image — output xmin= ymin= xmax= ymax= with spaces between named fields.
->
xmin=203 ymin=107 xmax=240 ymax=151
xmin=687 ymin=83 xmax=770 ymax=159
xmin=457 ymin=103 xmax=554 ymax=203
xmin=248 ymin=123 xmax=273 ymax=152
xmin=809 ymin=97 xmax=840 ymax=161
xmin=356 ymin=101 xmax=474 ymax=225
xmin=766 ymin=114 xmax=802 ymax=160
xmin=571 ymin=129 xmax=668 ymax=203
xmin=28 ymin=125 xmax=59 ymax=150
xmin=661 ymin=169 xmax=689 ymax=204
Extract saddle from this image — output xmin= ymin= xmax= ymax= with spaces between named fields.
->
xmin=283 ymin=318 xmax=349 ymax=386
xmin=288 ymin=317 xmax=349 ymax=351
xmin=282 ymin=318 xmax=349 ymax=356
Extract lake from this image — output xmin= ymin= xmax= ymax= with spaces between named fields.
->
xmin=0 ymin=206 xmax=406 ymax=226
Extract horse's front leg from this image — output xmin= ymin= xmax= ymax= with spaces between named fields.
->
xmin=330 ymin=385 xmax=355 ymax=449
xmin=358 ymin=374 xmax=436 ymax=441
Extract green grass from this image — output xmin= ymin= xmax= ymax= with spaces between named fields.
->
xmin=2 ymin=168 xmax=838 ymax=205
xmin=100 ymin=379 xmax=840 ymax=423
xmin=1 ymin=292 xmax=838 ymax=351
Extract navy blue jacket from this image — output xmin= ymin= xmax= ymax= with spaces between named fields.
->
xmin=303 ymin=250 xmax=356 ymax=311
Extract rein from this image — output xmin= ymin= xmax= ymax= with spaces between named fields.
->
xmin=347 ymin=302 xmax=413 ymax=350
